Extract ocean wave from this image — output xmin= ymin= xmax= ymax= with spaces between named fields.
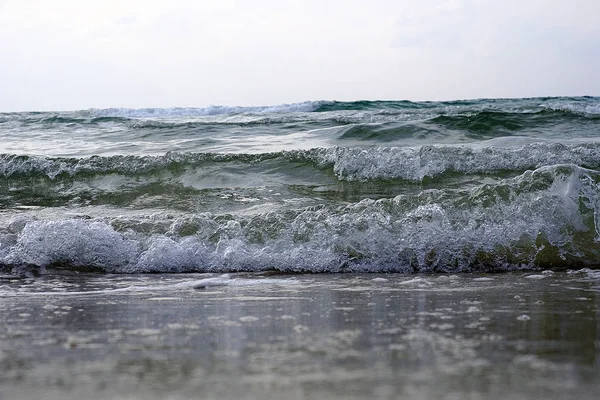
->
xmin=0 ymin=152 xmax=284 ymax=180
xmin=541 ymin=98 xmax=600 ymax=116
xmin=306 ymin=142 xmax=600 ymax=181
xmin=1 ymin=164 xmax=600 ymax=274
xmin=2 ymin=98 xmax=598 ymax=140
xmin=427 ymin=109 xmax=599 ymax=135
xmin=86 ymin=102 xmax=324 ymax=118
xmin=315 ymin=97 xmax=600 ymax=116
xmin=2 ymin=142 xmax=600 ymax=184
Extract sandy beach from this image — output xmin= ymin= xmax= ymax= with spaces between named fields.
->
xmin=0 ymin=270 xmax=598 ymax=399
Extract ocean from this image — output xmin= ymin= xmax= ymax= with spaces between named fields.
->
xmin=1 ymin=97 xmax=599 ymax=399
xmin=2 ymin=96 xmax=600 ymax=273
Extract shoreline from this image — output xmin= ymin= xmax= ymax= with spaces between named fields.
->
xmin=0 ymin=271 xmax=598 ymax=399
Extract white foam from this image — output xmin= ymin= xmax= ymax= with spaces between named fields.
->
xmin=88 ymin=102 xmax=322 ymax=118
xmin=0 ymin=274 xmax=299 ymax=297
xmin=1 ymin=164 xmax=600 ymax=273
xmin=10 ymin=220 xmax=138 ymax=271
xmin=302 ymin=141 xmax=600 ymax=181
xmin=542 ymin=101 xmax=600 ymax=116
xmin=524 ymin=274 xmax=546 ymax=280
xmin=4 ymin=141 xmax=600 ymax=184
xmin=398 ymin=277 xmax=430 ymax=285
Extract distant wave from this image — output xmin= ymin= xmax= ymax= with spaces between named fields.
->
xmin=82 ymin=97 xmax=600 ymax=118
xmin=2 ymin=97 xmax=599 ymax=121
xmin=315 ymin=96 xmax=600 ymax=115
xmin=2 ymin=107 xmax=598 ymax=150
xmin=86 ymin=101 xmax=324 ymax=118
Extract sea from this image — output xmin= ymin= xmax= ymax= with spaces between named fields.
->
xmin=1 ymin=96 xmax=600 ymax=274
xmin=1 ymin=97 xmax=600 ymax=399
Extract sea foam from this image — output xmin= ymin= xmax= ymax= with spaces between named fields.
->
xmin=87 ymin=101 xmax=323 ymax=118
xmin=2 ymin=164 xmax=599 ymax=274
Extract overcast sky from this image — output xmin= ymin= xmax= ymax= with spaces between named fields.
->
xmin=1 ymin=0 xmax=599 ymax=111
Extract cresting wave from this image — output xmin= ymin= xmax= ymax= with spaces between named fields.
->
xmin=87 ymin=101 xmax=324 ymax=118
xmin=1 ymin=164 xmax=600 ymax=274
xmin=3 ymin=142 xmax=600 ymax=182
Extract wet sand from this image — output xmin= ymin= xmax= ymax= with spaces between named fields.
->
xmin=0 ymin=271 xmax=599 ymax=399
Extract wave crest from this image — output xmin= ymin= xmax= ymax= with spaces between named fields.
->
xmin=87 ymin=102 xmax=323 ymax=118
xmin=3 ymin=142 xmax=600 ymax=183
xmin=2 ymin=164 xmax=600 ymax=273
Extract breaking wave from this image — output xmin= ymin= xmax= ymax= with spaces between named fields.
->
xmin=2 ymin=142 xmax=600 ymax=183
xmin=87 ymin=102 xmax=324 ymax=118
xmin=2 ymin=164 xmax=600 ymax=274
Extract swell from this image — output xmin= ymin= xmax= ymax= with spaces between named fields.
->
xmin=340 ymin=109 xmax=600 ymax=142
xmin=314 ymin=100 xmax=433 ymax=112
xmin=315 ymin=97 xmax=600 ymax=115
xmin=2 ymin=164 xmax=600 ymax=273
xmin=0 ymin=152 xmax=284 ymax=179
xmin=2 ymin=97 xmax=598 ymax=128
xmin=427 ymin=109 xmax=600 ymax=137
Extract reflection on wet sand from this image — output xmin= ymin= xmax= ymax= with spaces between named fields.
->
xmin=0 ymin=271 xmax=598 ymax=399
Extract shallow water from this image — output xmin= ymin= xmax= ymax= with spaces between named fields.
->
xmin=1 ymin=270 xmax=598 ymax=399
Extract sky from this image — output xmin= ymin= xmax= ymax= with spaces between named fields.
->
xmin=0 ymin=0 xmax=599 ymax=111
